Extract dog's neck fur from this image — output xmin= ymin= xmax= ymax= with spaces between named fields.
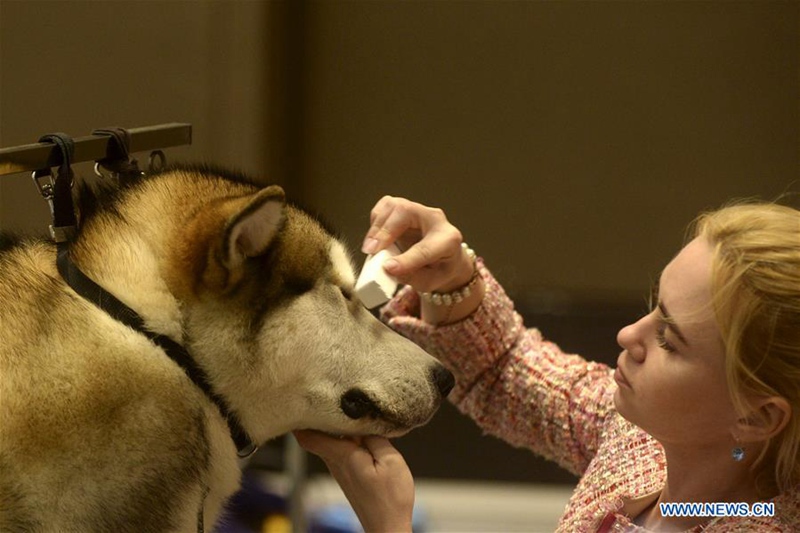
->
xmin=71 ymin=199 xmax=184 ymax=341
xmin=65 ymin=173 xmax=287 ymax=457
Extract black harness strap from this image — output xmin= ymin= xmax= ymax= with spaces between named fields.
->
xmin=55 ymin=247 xmax=258 ymax=458
xmin=34 ymin=132 xmax=257 ymax=460
xmin=36 ymin=133 xmax=77 ymax=243
xmin=91 ymin=128 xmax=144 ymax=186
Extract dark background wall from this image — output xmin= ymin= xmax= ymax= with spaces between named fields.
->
xmin=1 ymin=1 xmax=798 ymax=486
xmin=294 ymin=2 xmax=798 ymax=302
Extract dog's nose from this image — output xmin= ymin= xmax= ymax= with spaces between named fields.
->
xmin=431 ymin=365 xmax=455 ymax=398
xmin=340 ymin=388 xmax=382 ymax=419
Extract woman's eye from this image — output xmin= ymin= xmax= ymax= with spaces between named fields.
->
xmin=655 ymin=324 xmax=677 ymax=353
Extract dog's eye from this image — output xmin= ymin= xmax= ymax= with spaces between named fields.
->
xmin=340 ymin=287 xmax=354 ymax=301
xmin=286 ymin=278 xmax=314 ymax=296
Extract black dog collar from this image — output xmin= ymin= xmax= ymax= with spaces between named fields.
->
xmin=56 ymin=244 xmax=258 ymax=458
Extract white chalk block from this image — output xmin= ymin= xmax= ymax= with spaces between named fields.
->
xmin=355 ymin=244 xmax=401 ymax=308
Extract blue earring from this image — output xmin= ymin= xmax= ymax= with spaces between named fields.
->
xmin=732 ymin=446 xmax=746 ymax=462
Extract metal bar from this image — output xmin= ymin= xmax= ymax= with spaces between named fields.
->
xmin=286 ymin=435 xmax=308 ymax=533
xmin=0 ymin=123 xmax=192 ymax=176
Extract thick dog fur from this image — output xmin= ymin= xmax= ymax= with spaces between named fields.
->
xmin=0 ymin=166 xmax=453 ymax=532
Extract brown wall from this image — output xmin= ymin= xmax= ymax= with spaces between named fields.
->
xmin=294 ymin=1 xmax=799 ymax=305
xmin=1 ymin=1 xmax=798 ymax=484
xmin=3 ymin=1 xmax=798 ymax=302
xmin=0 ymin=0 xmax=277 ymax=230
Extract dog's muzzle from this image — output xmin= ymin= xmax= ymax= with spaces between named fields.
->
xmin=340 ymin=388 xmax=382 ymax=420
xmin=340 ymin=364 xmax=455 ymax=421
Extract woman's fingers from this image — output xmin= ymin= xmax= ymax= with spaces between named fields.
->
xmin=293 ymin=430 xmax=363 ymax=465
xmin=363 ymin=197 xmax=451 ymax=254
xmin=363 ymin=196 xmax=416 ymax=254
xmin=360 ymin=435 xmax=408 ymax=468
xmin=293 ymin=430 xmax=415 ymax=532
xmin=388 ymin=233 xmax=465 ymax=291
xmin=294 ymin=430 xmax=406 ymax=473
xmin=362 ymin=196 xmax=468 ymax=290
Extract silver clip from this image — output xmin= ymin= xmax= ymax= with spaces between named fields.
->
xmin=94 ymin=162 xmax=116 ymax=182
xmin=236 ymin=443 xmax=259 ymax=459
xmin=32 ymin=170 xmax=54 ymax=199
xmin=94 ymin=161 xmax=119 ymax=185
xmin=32 ymin=170 xmax=55 ymax=216
xmin=49 ymin=225 xmax=77 ymax=243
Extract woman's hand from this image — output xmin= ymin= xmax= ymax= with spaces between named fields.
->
xmin=294 ymin=430 xmax=414 ymax=533
xmin=362 ymin=196 xmax=484 ymax=323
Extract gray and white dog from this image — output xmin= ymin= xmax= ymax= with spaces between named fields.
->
xmin=0 ymin=166 xmax=453 ymax=532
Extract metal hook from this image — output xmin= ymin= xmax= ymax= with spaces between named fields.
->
xmin=94 ymin=162 xmax=117 ymax=181
xmin=31 ymin=170 xmax=56 ymax=216
xmin=148 ymin=150 xmax=166 ymax=174
xmin=31 ymin=170 xmax=55 ymax=199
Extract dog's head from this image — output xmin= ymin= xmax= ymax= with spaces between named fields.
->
xmin=162 ymin=173 xmax=453 ymax=442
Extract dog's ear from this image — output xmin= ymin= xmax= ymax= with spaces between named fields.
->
xmin=222 ymin=185 xmax=286 ymax=269
xmin=169 ymin=185 xmax=287 ymax=298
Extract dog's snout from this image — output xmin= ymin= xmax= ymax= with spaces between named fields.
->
xmin=431 ymin=365 xmax=455 ymax=398
xmin=340 ymin=388 xmax=381 ymax=420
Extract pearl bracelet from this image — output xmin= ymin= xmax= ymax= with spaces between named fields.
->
xmin=419 ymin=243 xmax=479 ymax=306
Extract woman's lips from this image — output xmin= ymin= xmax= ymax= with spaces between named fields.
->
xmin=614 ymin=366 xmax=632 ymax=390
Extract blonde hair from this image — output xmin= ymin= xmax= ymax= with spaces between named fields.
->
xmin=692 ymin=202 xmax=800 ymax=493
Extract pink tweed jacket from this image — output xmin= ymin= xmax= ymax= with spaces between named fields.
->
xmin=381 ymin=261 xmax=800 ymax=532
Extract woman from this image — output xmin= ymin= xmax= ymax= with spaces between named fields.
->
xmin=295 ymin=197 xmax=800 ymax=532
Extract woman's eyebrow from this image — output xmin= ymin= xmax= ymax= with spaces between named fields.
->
xmin=658 ymin=302 xmax=690 ymax=346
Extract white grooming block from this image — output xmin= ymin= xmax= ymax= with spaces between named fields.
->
xmin=355 ymin=244 xmax=401 ymax=308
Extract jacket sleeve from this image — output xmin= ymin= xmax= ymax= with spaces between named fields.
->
xmin=381 ymin=260 xmax=618 ymax=476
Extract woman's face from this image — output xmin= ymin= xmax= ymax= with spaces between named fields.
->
xmin=614 ymin=237 xmax=738 ymax=448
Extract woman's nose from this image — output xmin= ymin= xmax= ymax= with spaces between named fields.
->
xmin=617 ymin=317 xmax=646 ymax=363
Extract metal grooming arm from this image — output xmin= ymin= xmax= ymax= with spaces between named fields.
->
xmin=0 ymin=123 xmax=192 ymax=176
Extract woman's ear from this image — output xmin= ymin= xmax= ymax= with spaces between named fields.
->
xmin=735 ymin=396 xmax=792 ymax=442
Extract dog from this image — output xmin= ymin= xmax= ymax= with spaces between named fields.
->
xmin=0 ymin=165 xmax=454 ymax=532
